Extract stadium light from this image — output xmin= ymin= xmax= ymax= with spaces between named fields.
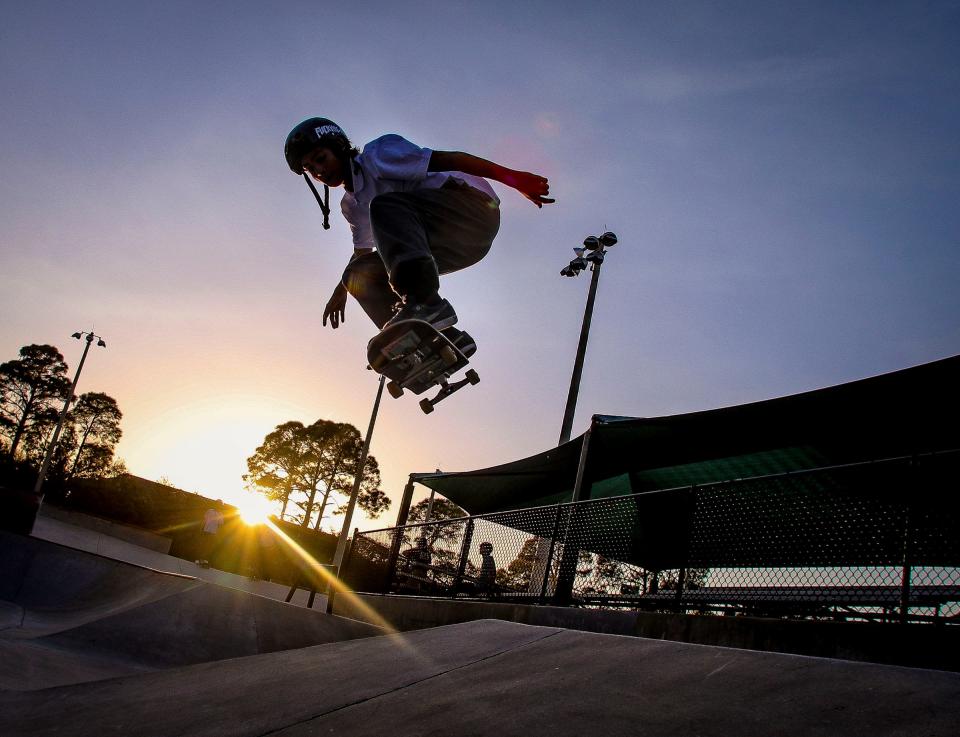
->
xmin=34 ymin=331 xmax=107 ymax=496
xmin=557 ymin=232 xmax=618 ymax=445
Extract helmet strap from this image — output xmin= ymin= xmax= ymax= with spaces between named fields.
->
xmin=302 ymin=173 xmax=331 ymax=230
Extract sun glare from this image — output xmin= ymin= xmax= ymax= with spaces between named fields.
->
xmin=236 ymin=494 xmax=272 ymax=525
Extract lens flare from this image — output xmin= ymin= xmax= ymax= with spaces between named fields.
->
xmin=236 ymin=494 xmax=272 ymax=525
xmin=264 ymin=520 xmax=405 ymax=639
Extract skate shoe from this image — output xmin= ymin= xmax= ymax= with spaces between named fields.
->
xmin=442 ymin=327 xmax=477 ymax=358
xmin=385 ymin=297 xmax=458 ymax=330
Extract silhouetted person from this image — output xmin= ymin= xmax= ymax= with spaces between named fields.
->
xmin=478 ymin=541 xmax=497 ymax=597
xmin=197 ymin=503 xmax=224 ymax=568
xmin=254 ymin=523 xmax=276 ymax=581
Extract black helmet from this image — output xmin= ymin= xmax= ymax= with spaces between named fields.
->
xmin=284 ymin=117 xmax=351 ymax=174
xmin=285 ymin=117 xmax=353 ymax=230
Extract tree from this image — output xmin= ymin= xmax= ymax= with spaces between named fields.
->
xmin=334 ymin=453 xmax=390 ymax=528
xmin=61 ymin=392 xmax=122 ymax=480
xmin=305 ymin=422 xmax=386 ymax=531
xmin=498 ymin=537 xmax=543 ymax=590
xmin=0 ymin=345 xmax=70 ymax=460
xmin=244 ymin=418 xmax=390 ymax=529
xmin=107 ymin=458 xmax=128 ymax=478
xmin=402 ymin=497 xmax=469 ymax=569
xmin=408 ymin=497 xmax=467 ymax=524
xmin=243 ymin=421 xmax=304 ymax=519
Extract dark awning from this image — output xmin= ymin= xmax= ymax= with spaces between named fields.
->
xmin=418 ymin=355 xmax=960 ymax=515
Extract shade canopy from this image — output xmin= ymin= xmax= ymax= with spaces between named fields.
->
xmin=418 ymin=355 xmax=960 ymax=515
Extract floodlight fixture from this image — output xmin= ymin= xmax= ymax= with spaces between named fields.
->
xmin=599 ymin=231 xmax=618 ymax=247
xmin=557 ymin=230 xmax=619 ymax=445
xmin=71 ymin=332 xmax=82 ymax=339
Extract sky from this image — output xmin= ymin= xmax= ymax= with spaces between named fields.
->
xmin=2 ymin=1 xmax=958 ymax=532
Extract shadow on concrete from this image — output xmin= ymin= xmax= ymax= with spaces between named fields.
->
xmin=0 ymin=531 xmax=382 ymax=690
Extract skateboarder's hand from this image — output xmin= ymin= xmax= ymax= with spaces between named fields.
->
xmin=507 ymin=170 xmax=554 ymax=208
xmin=323 ymin=283 xmax=348 ymax=329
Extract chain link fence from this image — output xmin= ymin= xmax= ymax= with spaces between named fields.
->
xmin=342 ymin=451 xmax=960 ymax=623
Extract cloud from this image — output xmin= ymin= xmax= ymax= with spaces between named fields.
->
xmin=626 ymin=55 xmax=849 ymax=102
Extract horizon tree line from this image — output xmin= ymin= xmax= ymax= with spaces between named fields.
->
xmin=0 ymin=343 xmax=124 ymax=484
xmin=244 ymin=419 xmax=390 ymax=531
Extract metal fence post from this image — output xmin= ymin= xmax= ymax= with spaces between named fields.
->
xmin=326 ymin=527 xmax=360 ymax=614
xmin=384 ymin=526 xmax=405 ymax=594
xmin=452 ymin=517 xmax=475 ymax=598
xmin=553 ymin=426 xmax=595 ymax=604
xmin=395 ymin=476 xmax=417 ymax=528
xmin=539 ymin=504 xmax=564 ymax=604
xmin=899 ymin=458 xmax=917 ymax=624
xmin=673 ymin=485 xmax=697 ymax=611
xmin=674 ymin=568 xmax=687 ymax=609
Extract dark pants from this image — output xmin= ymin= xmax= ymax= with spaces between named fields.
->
xmin=342 ymin=180 xmax=500 ymax=328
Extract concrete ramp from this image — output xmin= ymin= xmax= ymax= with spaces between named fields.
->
xmin=2 ymin=619 xmax=958 ymax=736
xmin=1 ymin=530 xmax=199 ymax=637
xmin=0 ymin=532 xmax=382 ymax=690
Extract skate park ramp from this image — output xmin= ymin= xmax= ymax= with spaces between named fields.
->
xmin=0 ymin=531 xmax=382 ymax=691
xmin=2 ymin=617 xmax=959 ymax=737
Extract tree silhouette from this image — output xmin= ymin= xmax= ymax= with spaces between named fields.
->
xmin=243 ymin=421 xmax=302 ymax=518
xmin=58 ymin=392 xmax=123 ymax=480
xmin=497 ymin=537 xmax=543 ymax=590
xmin=311 ymin=422 xmax=388 ymax=531
xmin=0 ymin=344 xmax=70 ymax=460
xmin=244 ymin=419 xmax=389 ymax=529
xmin=402 ymin=497 xmax=469 ymax=570
xmin=407 ymin=497 xmax=467 ymax=524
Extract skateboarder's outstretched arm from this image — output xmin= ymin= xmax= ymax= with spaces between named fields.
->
xmin=428 ymin=151 xmax=554 ymax=208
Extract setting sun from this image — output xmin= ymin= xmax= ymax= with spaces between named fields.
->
xmin=235 ymin=493 xmax=273 ymax=525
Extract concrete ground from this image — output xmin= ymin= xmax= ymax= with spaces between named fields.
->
xmin=3 ymin=617 xmax=959 ymax=737
xmin=2 ymin=517 xmax=959 ymax=736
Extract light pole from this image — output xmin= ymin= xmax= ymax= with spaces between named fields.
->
xmin=558 ymin=231 xmax=618 ymax=445
xmin=34 ymin=331 xmax=107 ymax=496
xmin=331 ymin=374 xmax=386 ymax=573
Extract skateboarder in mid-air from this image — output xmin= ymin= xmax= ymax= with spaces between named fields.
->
xmin=284 ymin=117 xmax=554 ymax=356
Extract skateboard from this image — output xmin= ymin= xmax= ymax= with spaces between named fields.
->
xmin=366 ymin=319 xmax=479 ymax=414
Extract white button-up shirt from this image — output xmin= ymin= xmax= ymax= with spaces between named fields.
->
xmin=341 ymin=134 xmax=499 ymax=250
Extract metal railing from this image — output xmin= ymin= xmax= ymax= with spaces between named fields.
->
xmin=341 ymin=451 xmax=960 ymax=623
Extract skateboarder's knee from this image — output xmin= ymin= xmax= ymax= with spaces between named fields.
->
xmin=342 ymin=252 xmax=388 ymax=290
xmin=391 ymin=257 xmax=440 ymax=298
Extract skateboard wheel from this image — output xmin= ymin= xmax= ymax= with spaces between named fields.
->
xmin=419 ymin=398 xmax=434 ymax=414
xmin=439 ymin=345 xmax=457 ymax=365
xmin=465 ymin=369 xmax=480 ymax=385
xmin=387 ymin=381 xmax=404 ymax=399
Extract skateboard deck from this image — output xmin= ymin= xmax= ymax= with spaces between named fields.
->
xmin=366 ymin=319 xmax=479 ymax=413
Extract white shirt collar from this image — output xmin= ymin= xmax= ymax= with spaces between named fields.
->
xmin=349 ymin=158 xmax=365 ymax=195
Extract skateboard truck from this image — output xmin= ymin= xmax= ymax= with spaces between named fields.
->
xmin=419 ymin=369 xmax=480 ymax=414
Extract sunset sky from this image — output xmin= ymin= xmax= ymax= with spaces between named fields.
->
xmin=2 ymin=1 xmax=958 ymax=532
